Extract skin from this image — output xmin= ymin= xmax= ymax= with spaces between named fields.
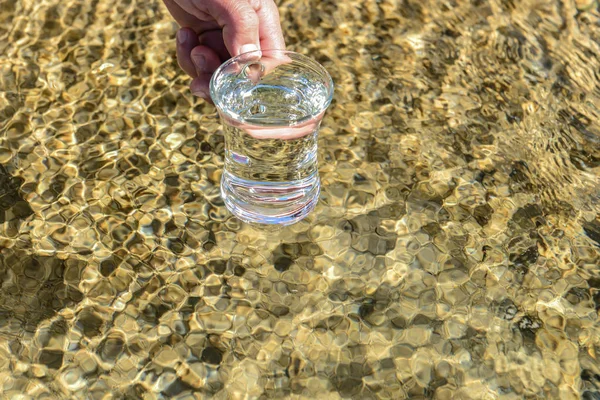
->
xmin=162 ymin=0 xmax=286 ymax=102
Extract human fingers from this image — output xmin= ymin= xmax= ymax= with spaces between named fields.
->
xmin=215 ymin=0 xmax=261 ymax=56
xmin=163 ymin=0 xmax=201 ymax=29
xmin=174 ymin=0 xmax=261 ymax=56
xmin=198 ymin=30 xmax=230 ymax=62
xmin=190 ymin=73 xmax=214 ymax=103
xmin=176 ymin=27 xmax=200 ymax=77
xmin=190 ymin=45 xmax=222 ymax=76
xmin=248 ymin=0 xmax=285 ymax=50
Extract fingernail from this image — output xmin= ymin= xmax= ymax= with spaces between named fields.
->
xmin=239 ymin=44 xmax=259 ymax=55
xmin=192 ymin=88 xmax=209 ymax=99
xmin=192 ymin=53 xmax=206 ymax=73
xmin=176 ymin=29 xmax=188 ymax=45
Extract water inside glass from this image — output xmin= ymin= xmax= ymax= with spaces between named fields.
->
xmin=210 ymin=50 xmax=334 ymax=225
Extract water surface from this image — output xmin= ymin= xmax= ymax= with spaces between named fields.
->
xmin=1 ymin=0 xmax=600 ymax=399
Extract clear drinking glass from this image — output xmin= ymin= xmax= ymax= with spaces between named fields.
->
xmin=210 ymin=50 xmax=334 ymax=225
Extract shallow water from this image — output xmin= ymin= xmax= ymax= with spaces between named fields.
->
xmin=1 ymin=0 xmax=600 ymax=399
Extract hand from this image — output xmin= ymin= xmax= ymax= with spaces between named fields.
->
xmin=163 ymin=0 xmax=286 ymax=102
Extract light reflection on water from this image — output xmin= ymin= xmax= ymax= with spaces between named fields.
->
xmin=0 ymin=0 xmax=599 ymax=398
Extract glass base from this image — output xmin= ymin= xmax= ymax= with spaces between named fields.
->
xmin=220 ymin=170 xmax=320 ymax=226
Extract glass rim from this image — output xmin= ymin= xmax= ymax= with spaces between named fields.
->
xmin=209 ymin=49 xmax=334 ymax=127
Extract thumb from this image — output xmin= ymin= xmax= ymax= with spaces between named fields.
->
xmin=210 ymin=0 xmax=261 ymax=56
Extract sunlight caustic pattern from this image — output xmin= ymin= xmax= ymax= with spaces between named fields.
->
xmin=0 ymin=0 xmax=599 ymax=398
